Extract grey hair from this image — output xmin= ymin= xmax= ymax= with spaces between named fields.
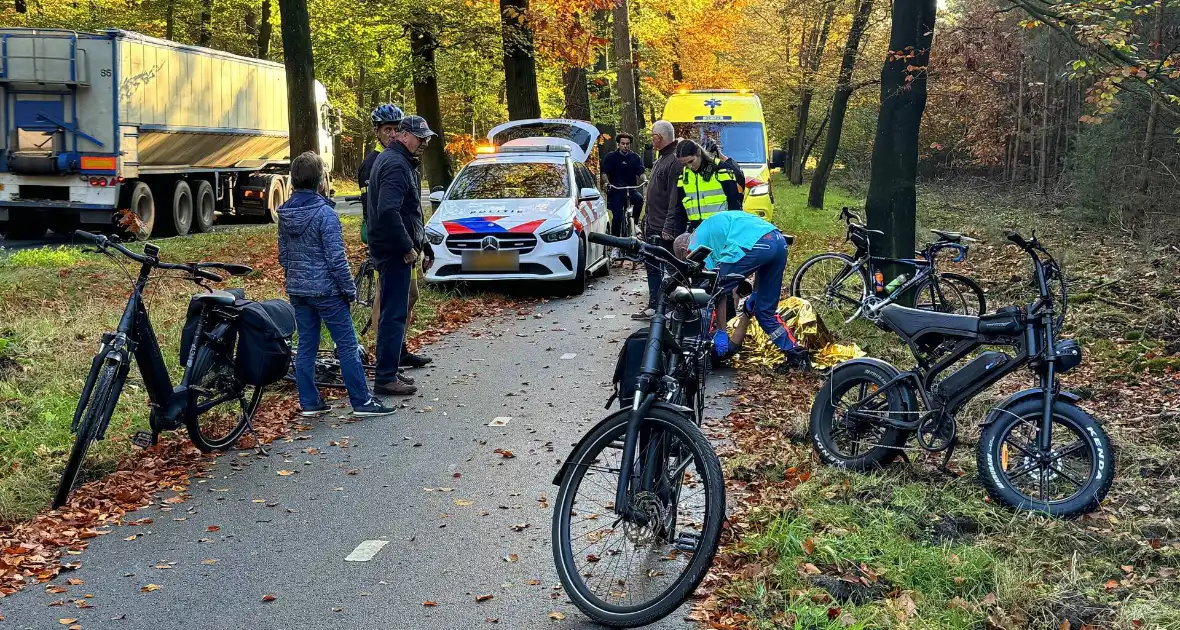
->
xmin=290 ymin=151 xmax=325 ymax=191
xmin=652 ymin=120 xmax=675 ymax=144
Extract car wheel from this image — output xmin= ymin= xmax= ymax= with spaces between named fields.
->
xmin=560 ymin=236 xmax=588 ymax=296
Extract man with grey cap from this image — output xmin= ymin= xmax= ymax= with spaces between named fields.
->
xmin=368 ymin=115 xmax=437 ymax=396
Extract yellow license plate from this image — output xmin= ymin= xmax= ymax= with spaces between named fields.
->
xmin=462 ymin=251 xmax=519 ymax=272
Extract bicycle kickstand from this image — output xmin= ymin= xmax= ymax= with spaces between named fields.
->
xmin=241 ymin=406 xmax=270 ymax=456
xmin=937 ymin=438 xmax=962 ymax=478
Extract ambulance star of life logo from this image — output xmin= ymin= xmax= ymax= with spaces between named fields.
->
xmin=704 ymin=98 xmax=722 ymax=109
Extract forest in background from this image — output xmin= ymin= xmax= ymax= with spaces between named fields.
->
xmin=2 ymin=0 xmax=1179 ymax=240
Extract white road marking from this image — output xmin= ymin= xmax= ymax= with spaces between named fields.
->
xmin=345 ymin=539 xmax=389 ymax=562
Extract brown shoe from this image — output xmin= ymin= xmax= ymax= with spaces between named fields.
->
xmin=374 ymin=380 xmax=417 ymax=396
xmin=397 ymin=373 xmax=415 ymax=386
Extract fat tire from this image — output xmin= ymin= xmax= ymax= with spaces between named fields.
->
xmin=552 ymin=407 xmax=724 ymax=627
xmin=54 ymin=361 xmax=120 ymax=508
xmin=977 ymin=399 xmax=1114 ymax=517
xmin=810 ymin=363 xmax=912 ymax=471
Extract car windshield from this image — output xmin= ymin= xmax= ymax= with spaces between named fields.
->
xmin=448 ymin=162 xmax=570 ymax=200
xmin=673 ymin=122 xmax=767 ymax=165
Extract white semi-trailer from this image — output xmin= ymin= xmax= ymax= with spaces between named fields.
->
xmin=0 ymin=28 xmax=340 ymax=239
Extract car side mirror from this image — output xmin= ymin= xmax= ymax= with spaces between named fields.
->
xmin=578 ymin=187 xmax=601 ymax=202
xmin=428 ymin=191 xmax=445 ymax=204
xmin=643 ymin=143 xmax=654 ymax=169
xmin=431 ymin=185 xmax=445 ymax=193
xmin=770 ymin=148 xmax=786 ymax=170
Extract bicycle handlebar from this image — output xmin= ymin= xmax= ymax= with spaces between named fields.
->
xmin=344 ymin=195 xmax=361 ymax=202
xmin=587 ymin=231 xmax=702 ymax=282
xmin=607 ymin=184 xmax=644 ymax=190
xmin=1005 ymin=230 xmax=1030 ymax=249
xmin=74 ymin=230 xmax=248 ymax=283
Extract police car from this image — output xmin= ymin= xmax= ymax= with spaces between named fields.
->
xmin=423 ymin=119 xmax=611 ymax=295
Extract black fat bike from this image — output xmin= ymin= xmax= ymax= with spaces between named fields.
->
xmin=809 ymin=231 xmax=1114 ymax=517
xmin=55 ymin=231 xmax=257 ymax=508
xmin=551 ymin=232 xmax=727 ymax=627
xmin=792 ymin=207 xmax=987 ymax=323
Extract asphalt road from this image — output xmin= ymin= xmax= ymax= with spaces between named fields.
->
xmin=0 ymin=268 xmax=734 ymax=629
xmin=0 ymin=196 xmax=367 ymax=252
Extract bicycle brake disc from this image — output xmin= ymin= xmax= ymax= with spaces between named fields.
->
xmin=623 ymin=491 xmax=668 ymax=546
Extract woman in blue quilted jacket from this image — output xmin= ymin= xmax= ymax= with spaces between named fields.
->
xmin=277 ymin=152 xmax=394 ymax=418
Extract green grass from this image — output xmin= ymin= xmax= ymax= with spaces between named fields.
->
xmin=1 ymin=246 xmax=86 ymax=268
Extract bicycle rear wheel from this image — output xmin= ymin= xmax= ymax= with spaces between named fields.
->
xmin=54 ymin=360 xmax=121 ymax=508
xmin=353 ymin=260 xmax=378 ymax=337
xmin=185 ymin=343 xmax=258 ymax=452
xmin=552 ymin=407 xmax=725 ymax=627
xmin=791 ymin=253 xmax=867 ymax=321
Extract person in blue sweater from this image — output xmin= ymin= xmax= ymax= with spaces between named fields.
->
xmin=675 ymin=211 xmax=810 ymax=373
xmin=278 ymin=152 xmax=395 ymax=417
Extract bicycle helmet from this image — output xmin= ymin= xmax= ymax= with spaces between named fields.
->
xmin=371 ymin=103 xmax=404 ymax=127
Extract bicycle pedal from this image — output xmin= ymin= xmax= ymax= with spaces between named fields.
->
xmin=130 ymin=431 xmax=155 ymax=449
xmin=674 ymin=531 xmax=701 ymax=552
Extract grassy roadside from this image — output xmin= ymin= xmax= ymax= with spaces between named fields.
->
xmin=0 ymin=215 xmax=478 ymax=523
xmin=701 ymin=177 xmax=1180 ymax=629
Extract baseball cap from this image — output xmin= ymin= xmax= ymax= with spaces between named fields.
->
xmin=398 ymin=115 xmax=436 ymax=139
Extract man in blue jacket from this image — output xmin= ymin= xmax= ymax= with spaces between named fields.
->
xmin=278 ymin=152 xmax=395 ymax=417
xmin=368 ymin=115 xmax=437 ymax=396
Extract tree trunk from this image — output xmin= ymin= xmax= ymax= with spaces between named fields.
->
xmin=1011 ymin=55 xmax=1024 ymax=187
xmin=801 ymin=111 xmax=830 ymax=168
xmin=1039 ymin=48 xmax=1052 ymax=194
xmin=1138 ymin=0 xmax=1165 ymax=194
xmin=357 ymin=60 xmax=369 ymax=172
xmin=410 ymin=25 xmax=453 ymax=190
xmin=864 ymin=0 xmax=937 ymax=293
xmin=165 ymin=0 xmax=175 ymax=40
xmin=790 ymin=2 xmax=835 ymax=185
xmin=563 ymin=66 xmax=593 ymax=120
xmin=500 ymin=0 xmax=542 ymax=120
xmin=632 ymin=36 xmax=644 ymax=130
xmin=809 ymin=0 xmax=873 ymax=208
xmin=258 ymin=0 xmax=273 ymax=58
xmin=278 ymin=0 xmax=318 ymax=157
xmin=613 ymin=0 xmax=639 ymax=136
xmin=199 ymin=4 xmax=212 ymax=46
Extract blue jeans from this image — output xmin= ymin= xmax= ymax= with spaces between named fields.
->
xmin=608 ymin=189 xmax=644 ymax=237
xmin=717 ymin=230 xmax=797 ymax=351
xmin=290 ymin=294 xmax=372 ymax=408
xmin=375 ymin=257 xmax=412 ymax=385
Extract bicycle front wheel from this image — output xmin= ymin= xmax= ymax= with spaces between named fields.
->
xmin=552 ymin=407 xmax=725 ymax=627
xmin=54 ymin=360 xmax=121 ymax=508
xmin=185 ymin=343 xmax=258 ymax=452
xmin=791 ymin=252 xmax=867 ymax=321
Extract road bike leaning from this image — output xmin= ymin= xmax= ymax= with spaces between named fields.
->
xmin=808 ymin=230 xmax=1113 ymax=517
xmin=55 ymin=231 xmax=290 ymax=508
xmin=791 ymin=207 xmax=986 ymax=323
xmin=551 ymin=232 xmax=727 ymax=627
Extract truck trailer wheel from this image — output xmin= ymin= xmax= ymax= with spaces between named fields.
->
xmin=193 ymin=180 xmax=215 ymax=233
xmin=119 ymin=181 xmax=155 ymax=240
xmin=160 ymin=180 xmax=194 ymax=237
xmin=264 ymin=177 xmax=283 ymax=223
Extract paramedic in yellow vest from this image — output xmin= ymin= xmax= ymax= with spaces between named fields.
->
xmin=675 ymin=140 xmax=744 ymax=231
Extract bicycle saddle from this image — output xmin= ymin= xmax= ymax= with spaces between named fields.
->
xmin=930 ymin=229 xmax=963 ymax=243
xmin=784 ymin=234 xmax=796 ymax=246
xmin=193 ymin=290 xmax=239 ymax=306
xmin=878 ymin=304 xmax=980 ymax=339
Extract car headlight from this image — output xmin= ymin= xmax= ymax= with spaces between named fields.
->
xmin=749 ymin=183 xmax=770 ymax=196
xmin=425 ymin=227 xmax=444 ymax=245
xmin=540 ymin=224 xmax=574 ymax=243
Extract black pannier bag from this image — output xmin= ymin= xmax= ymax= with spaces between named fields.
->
xmin=609 ymin=328 xmax=654 ymax=410
xmin=179 ymin=288 xmax=246 ymax=363
xmin=234 ymin=299 xmax=296 ymax=387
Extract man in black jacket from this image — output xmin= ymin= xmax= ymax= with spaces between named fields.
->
xmin=368 ymin=115 xmax=437 ymax=396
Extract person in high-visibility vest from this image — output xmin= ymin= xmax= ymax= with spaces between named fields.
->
xmin=675 ymin=140 xmax=744 ymax=231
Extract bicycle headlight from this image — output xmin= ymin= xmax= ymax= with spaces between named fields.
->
xmin=425 ymin=227 xmax=444 ymax=245
xmin=540 ymin=224 xmax=574 ymax=243
xmin=749 ymin=183 xmax=770 ymax=196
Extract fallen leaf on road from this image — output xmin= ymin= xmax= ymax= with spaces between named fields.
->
xmin=66 ymin=578 xmax=83 ymax=585
xmin=277 ymin=470 xmax=294 ymax=476
xmin=47 ymin=586 xmax=68 ymax=594
xmin=58 ymin=618 xmax=77 ymax=625
xmin=455 ymin=499 xmax=473 ymax=507
xmin=494 ymin=449 xmax=516 ymax=458
xmin=346 ymin=469 xmax=360 ymax=475
xmin=141 ymin=584 xmax=161 ymax=592
xmin=476 ymin=594 xmax=494 ymax=602
xmin=153 ymin=564 xmax=172 ymax=570
xmin=548 ymin=611 xmax=566 ymax=620
xmin=438 ymin=487 xmax=454 ymax=492
xmin=262 ymin=594 xmax=276 ymax=602
xmin=124 ymin=535 xmax=137 ymax=541
xmin=423 ymin=601 xmax=438 ymax=607
xmin=201 ymin=559 xmax=218 ymax=565
xmin=486 ymin=618 xmax=500 ymax=623
xmin=306 ymin=448 xmax=320 ymax=455
xmin=510 ymin=523 xmax=530 ymax=532
xmin=527 ymin=579 xmax=541 ymax=586
xmin=206 ymin=525 xmax=220 ymax=532
xmin=504 ymin=554 xmax=519 ymax=562
xmin=453 ymin=472 xmax=462 ymax=478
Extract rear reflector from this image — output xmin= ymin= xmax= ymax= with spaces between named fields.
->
xmin=80 ymin=156 xmax=117 ymax=170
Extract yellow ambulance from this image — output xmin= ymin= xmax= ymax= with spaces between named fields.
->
xmin=661 ymin=90 xmax=779 ymax=220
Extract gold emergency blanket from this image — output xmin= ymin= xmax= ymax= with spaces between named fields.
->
xmin=728 ymin=296 xmax=865 ymax=370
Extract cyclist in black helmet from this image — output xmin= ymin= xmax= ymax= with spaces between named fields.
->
xmin=360 ymin=104 xmax=405 ymax=237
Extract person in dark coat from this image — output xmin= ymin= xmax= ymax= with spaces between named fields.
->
xmin=278 ymin=151 xmax=394 ymax=417
xmin=600 ymin=132 xmax=646 ymax=258
xmin=367 ymin=115 xmax=437 ymax=396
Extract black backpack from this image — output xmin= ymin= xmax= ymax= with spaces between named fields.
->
xmin=234 ymin=299 xmax=296 ymax=387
